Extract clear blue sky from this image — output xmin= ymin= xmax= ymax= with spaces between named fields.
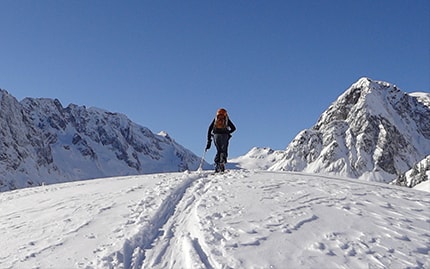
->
xmin=1 ymin=1 xmax=429 ymax=159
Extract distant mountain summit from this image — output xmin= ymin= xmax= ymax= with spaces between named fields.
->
xmin=238 ymin=78 xmax=430 ymax=183
xmin=0 ymin=89 xmax=202 ymax=191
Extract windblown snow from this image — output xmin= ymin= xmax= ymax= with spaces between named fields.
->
xmin=1 ymin=169 xmax=429 ymax=269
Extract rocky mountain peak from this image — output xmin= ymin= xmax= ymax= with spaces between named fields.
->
xmin=268 ymin=78 xmax=430 ymax=182
xmin=0 ymin=90 xmax=203 ymax=191
xmin=315 ymin=77 xmax=404 ymax=130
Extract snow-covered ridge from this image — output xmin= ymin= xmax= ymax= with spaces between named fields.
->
xmin=392 ymin=155 xmax=430 ymax=189
xmin=243 ymin=77 xmax=430 ymax=185
xmin=229 ymin=147 xmax=285 ymax=170
xmin=0 ymin=89 xmax=204 ymax=191
xmin=410 ymin=91 xmax=430 ymax=107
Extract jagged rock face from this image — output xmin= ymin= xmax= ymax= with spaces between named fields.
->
xmin=270 ymin=78 xmax=430 ymax=182
xmin=0 ymin=90 xmax=201 ymax=191
xmin=392 ymin=155 xmax=430 ymax=188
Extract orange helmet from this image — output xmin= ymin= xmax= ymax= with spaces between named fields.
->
xmin=216 ymin=108 xmax=227 ymax=116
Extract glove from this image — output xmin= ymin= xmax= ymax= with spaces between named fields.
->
xmin=205 ymin=140 xmax=211 ymax=151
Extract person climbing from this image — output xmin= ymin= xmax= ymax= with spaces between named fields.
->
xmin=206 ymin=108 xmax=236 ymax=172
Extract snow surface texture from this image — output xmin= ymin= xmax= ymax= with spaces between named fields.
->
xmin=0 ymin=89 xmax=205 ymax=191
xmin=1 ymin=169 xmax=429 ymax=269
xmin=236 ymin=78 xmax=430 ymax=184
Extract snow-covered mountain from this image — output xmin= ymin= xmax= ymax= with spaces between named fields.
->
xmin=241 ymin=78 xmax=430 ymax=183
xmin=0 ymin=89 xmax=202 ymax=191
xmin=230 ymin=147 xmax=285 ymax=170
xmin=1 ymin=170 xmax=429 ymax=268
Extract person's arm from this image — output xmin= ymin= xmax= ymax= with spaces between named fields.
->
xmin=228 ymin=119 xmax=236 ymax=134
xmin=207 ymin=119 xmax=215 ymax=140
xmin=206 ymin=120 xmax=214 ymax=150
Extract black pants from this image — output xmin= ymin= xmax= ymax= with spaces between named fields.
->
xmin=213 ymin=133 xmax=230 ymax=164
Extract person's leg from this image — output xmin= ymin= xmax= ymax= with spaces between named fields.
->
xmin=221 ymin=137 xmax=229 ymax=163
xmin=213 ymin=134 xmax=221 ymax=163
xmin=214 ymin=134 xmax=229 ymax=171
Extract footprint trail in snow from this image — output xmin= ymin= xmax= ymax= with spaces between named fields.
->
xmin=0 ymin=169 xmax=428 ymax=269
xmin=93 ymin=170 xmax=430 ymax=269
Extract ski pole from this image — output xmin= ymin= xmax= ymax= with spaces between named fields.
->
xmin=197 ymin=149 xmax=207 ymax=171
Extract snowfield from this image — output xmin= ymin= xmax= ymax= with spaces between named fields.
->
xmin=1 ymin=169 xmax=429 ymax=269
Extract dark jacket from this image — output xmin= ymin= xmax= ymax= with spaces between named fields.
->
xmin=207 ymin=118 xmax=236 ymax=140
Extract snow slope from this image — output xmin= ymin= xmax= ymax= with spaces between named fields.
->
xmin=1 ymin=169 xmax=429 ymax=269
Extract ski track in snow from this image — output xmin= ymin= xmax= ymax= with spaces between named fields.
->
xmin=0 ymin=169 xmax=429 ymax=269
